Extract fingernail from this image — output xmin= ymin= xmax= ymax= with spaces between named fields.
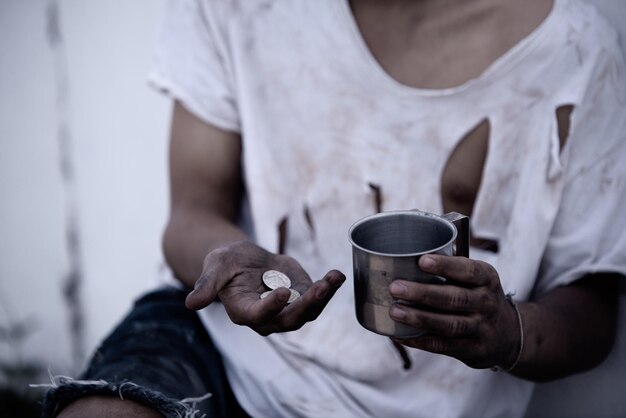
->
xmin=316 ymin=286 xmax=329 ymax=299
xmin=389 ymin=282 xmax=407 ymax=296
xmin=330 ymin=272 xmax=346 ymax=287
xmin=391 ymin=306 xmax=406 ymax=319
xmin=337 ymin=274 xmax=346 ymax=285
xmin=420 ymin=256 xmax=435 ymax=270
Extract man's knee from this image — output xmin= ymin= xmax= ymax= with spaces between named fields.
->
xmin=56 ymin=396 xmax=163 ymax=418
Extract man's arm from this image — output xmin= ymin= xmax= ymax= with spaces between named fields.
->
xmin=512 ymin=274 xmax=619 ymax=381
xmin=163 ymin=101 xmax=345 ymax=335
xmin=162 ymin=101 xmax=247 ymax=288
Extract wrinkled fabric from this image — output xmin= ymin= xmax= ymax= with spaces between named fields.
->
xmin=40 ymin=377 xmax=209 ymax=418
xmin=150 ymin=0 xmax=626 ymax=417
xmin=40 ymin=287 xmax=249 ymax=418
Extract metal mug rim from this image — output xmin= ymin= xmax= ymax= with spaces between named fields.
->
xmin=348 ymin=210 xmax=458 ymax=257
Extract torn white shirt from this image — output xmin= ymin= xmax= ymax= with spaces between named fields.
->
xmin=150 ymin=0 xmax=626 ymax=417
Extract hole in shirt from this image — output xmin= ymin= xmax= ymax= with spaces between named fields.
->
xmin=392 ymin=340 xmax=412 ymax=370
xmin=556 ymin=105 xmax=574 ymax=153
xmin=368 ymin=183 xmax=383 ymax=213
xmin=441 ymin=119 xmax=498 ymax=252
xmin=277 ymin=217 xmax=288 ymax=255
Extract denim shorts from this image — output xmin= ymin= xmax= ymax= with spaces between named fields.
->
xmin=41 ymin=287 xmax=250 ymax=418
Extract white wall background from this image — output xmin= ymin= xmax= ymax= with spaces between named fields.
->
xmin=0 ymin=0 xmax=170 ymax=381
xmin=0 ymin=0 xmax=625 ymax=416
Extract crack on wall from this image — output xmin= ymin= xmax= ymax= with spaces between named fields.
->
xmin=46 ymin=0 xmax=86 ymax=370
xmin=303 ymin=205 xmax=315 ymax=237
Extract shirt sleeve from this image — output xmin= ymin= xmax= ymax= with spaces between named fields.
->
xmin=534 ymin=37 xmax=626 ymax=295
xmin=148 ymin=0 xmax=240 ymax=132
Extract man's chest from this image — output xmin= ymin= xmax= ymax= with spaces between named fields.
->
xmin=344 ymin=0 xmax=554 ymax=220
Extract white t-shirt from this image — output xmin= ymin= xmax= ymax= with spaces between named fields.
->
xmin=150 ymin=1 xmax=626 ymax=417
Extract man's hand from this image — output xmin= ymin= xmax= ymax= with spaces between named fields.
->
xmin=186 ymin=240 xmax=346 ymax=336
xmin=388 ymin=254 xmax=520 ymax=369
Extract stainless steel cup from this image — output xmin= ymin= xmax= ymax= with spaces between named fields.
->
xmin=349 ymin=209 xmax=469 ymax=338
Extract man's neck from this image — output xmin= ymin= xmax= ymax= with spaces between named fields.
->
xmin=348 ymin=0 xmax=554 ymax=89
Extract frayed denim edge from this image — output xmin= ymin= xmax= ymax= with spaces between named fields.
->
xmin=31 ymin=371 xmax=212 ymax=418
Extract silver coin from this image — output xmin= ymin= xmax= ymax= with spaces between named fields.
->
xmin=259 ymin=290 xmax=273 ymax=300
xmin=287 ymin=288 xmax=301 ymax=304
xmin=262 ymin=270 xmax=291 ymax=290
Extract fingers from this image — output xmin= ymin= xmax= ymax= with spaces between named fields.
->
xmin=393 ymin=335 xmax=474 ymax=358
xmin=277 ymin=270 xmax=346 ymax=328
xmin=186 ymin=273 xmax=220 ymax=310
xmin=393 ymin=333 xmax=495 ymax=369
xmin=390 ymin=304 xmax=479 ymax=338
xmin=225 ymin=286 xmax=292 ymax=328
xmin=219 ymin=269 xmax=346 ymax=335
xmin=419 ymin=255 xmax=498 ymax=287
xmin=185 ymin=254 xmax=232 ymax=310
xmin=389 ymin=280 xmax=495 ymax=313
xmin=184 ymin=244 xmax=348 ymax=335
xmin=185 ymin=247 xmax=240 ymax=310
xmin=387 ymin=257 xmax=515 ymax=370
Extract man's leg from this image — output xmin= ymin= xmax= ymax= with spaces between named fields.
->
xmin=42 ymin=287 xmax=248 ymax=418
xmin=57 ymin=396 xmax=163 ymax=418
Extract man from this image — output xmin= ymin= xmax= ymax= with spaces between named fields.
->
xmin=48 ymin=0 xmax=626 ymax=417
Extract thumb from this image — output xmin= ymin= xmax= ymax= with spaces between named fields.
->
xmin=185 ymin=274 xmax=220 ymax=310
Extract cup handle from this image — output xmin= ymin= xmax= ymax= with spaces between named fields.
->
xmin=442 ymin=212 xmax=470 ymax=258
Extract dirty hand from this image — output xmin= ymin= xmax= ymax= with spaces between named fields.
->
xmin=389 ymin=254 xmax=520 ymax=369
xmin=186 ymin=240 xmax=346 ymax=336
